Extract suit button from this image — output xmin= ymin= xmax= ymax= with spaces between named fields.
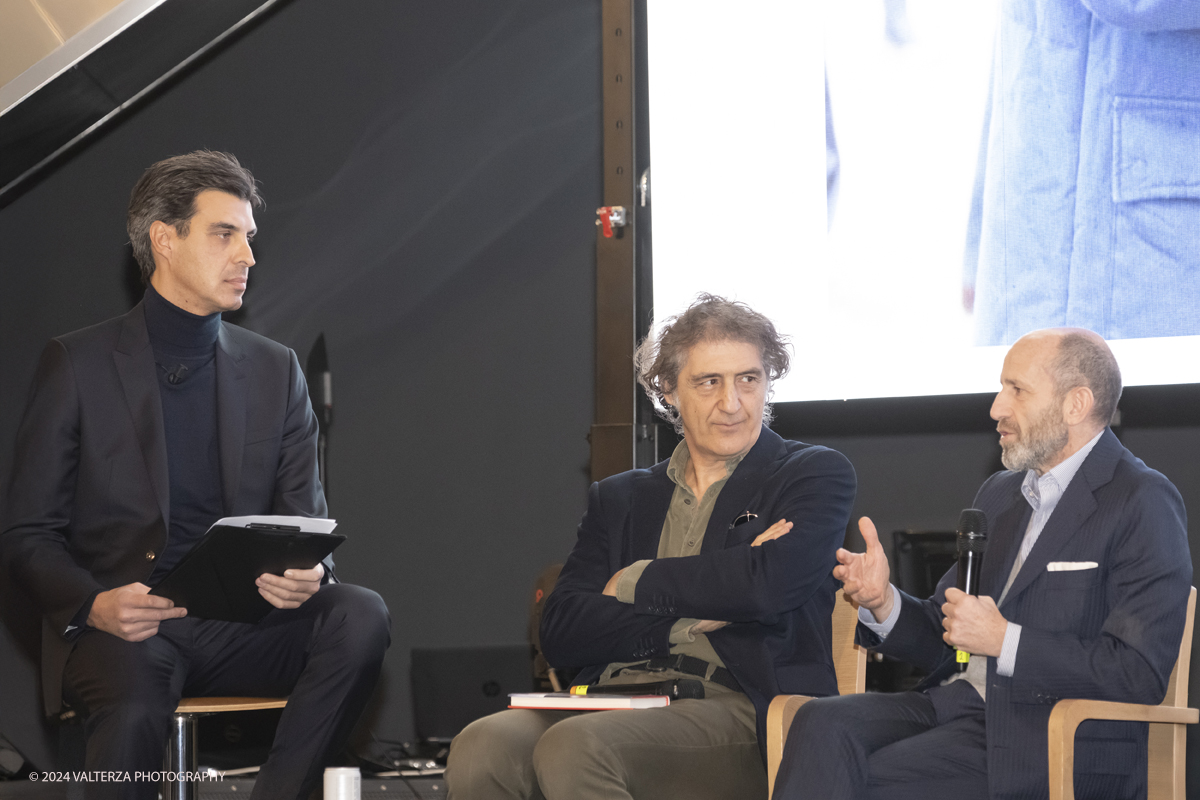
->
xmin=145 ymin=551 xmax=155 ymax=560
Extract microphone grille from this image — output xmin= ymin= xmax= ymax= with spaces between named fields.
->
xmin=957 ymin=508 xmax=988 ymax=555
xmin=957 ymin=508 xmax=987 ymax=537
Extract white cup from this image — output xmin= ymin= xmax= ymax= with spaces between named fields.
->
xmin=323 ymin=767 xmax=361 ymax=800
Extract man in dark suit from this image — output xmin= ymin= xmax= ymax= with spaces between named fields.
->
xmin=0 ymin=151 xmax=390 ymax=800
xmin=445 ymin=295 xmax=857 ymax=799
xmin=773 ymin=328 xmax=1192 ymax=800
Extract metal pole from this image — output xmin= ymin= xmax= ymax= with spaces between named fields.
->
xmin=165 ymin=713 xmax=198 ymax=800
xmin=592 ymin=0 xmax=640 ymax=482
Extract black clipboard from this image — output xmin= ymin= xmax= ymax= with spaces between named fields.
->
xmin=149 ymin=525 xmax=346 ymax=623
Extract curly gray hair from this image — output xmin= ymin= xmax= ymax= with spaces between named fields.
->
xmin=635 ymin=294 xmax=791 ymax=433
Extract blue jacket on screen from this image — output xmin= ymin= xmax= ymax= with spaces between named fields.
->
xmin=965 ymin=0 xmax=1200 ymax=345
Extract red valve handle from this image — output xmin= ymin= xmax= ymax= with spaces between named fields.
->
xmin=599 ymin=207 xmax=614 ymax=238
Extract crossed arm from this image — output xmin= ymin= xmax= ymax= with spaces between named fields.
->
xmin=540 ymin=447 xmax=856 ymax=669
xmin=601 ymin=518 xmax=795 ymax=635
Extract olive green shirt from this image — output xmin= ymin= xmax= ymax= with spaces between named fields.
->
xmin=598 ymin=440 xmax=744 ymax=687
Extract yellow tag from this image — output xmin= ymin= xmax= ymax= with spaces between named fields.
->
xmin=956 ymin=650 xmax=970 ymax=664
xmin=570 ymin=686 xmax=588 ymax=695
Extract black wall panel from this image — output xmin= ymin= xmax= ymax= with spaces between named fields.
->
xmin=0 ymin=0 xmax=600 ymax=765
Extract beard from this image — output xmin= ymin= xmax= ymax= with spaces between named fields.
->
xmin=999 ymin=403 xmax=1069 ymax=473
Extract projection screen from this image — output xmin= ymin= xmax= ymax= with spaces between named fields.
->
xmin=646 ymin=0 xmax=1200 ymax=404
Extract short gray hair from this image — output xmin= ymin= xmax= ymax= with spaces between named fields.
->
xmin=1050 ymin=331 xmax=1122 ymax=426
xmin=635 ymin=294 xmax=791 ymax=433
xmin=127 ymin=150 xmax=262 ymax=282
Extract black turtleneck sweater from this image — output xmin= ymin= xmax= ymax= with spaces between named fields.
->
xmin=143 ymin=284 xmax=224 ymax=582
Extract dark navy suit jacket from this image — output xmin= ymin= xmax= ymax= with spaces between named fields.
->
xmin=863 ymin=429 xmax=1191 ymax=799
xmin=540 ymin=426 xmax=857 ymax=756
xmin=0 ymin=301 xmax=327 ymax=714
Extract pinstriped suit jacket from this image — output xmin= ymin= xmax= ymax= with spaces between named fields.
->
xmin=863 ymin=428 xmax=1191 ymax=799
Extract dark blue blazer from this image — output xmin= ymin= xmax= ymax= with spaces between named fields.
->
xmin=0 ymin=301 xmax=327 ymax=714
xmin=864 ymin=429 xmax=1191 ymax=799
xmin=540 ymin=426 xmax=856 ymax=755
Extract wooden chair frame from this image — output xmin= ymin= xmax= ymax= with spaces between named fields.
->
xmin=764 ymin=588 xmax=1197 ymax=800
xmin=1048 ymin=587 xmax=1198 ymax=800
xmin=766 ymin=592 xmax=867 ymax=797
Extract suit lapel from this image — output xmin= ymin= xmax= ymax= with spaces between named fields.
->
xmin=702 ymin=426 xmax=781 ymax=554
xmin=629 ymin=465 xmax=674 ymax=562
xmin=113 ymin=304 xmax=170 ymax=528
xmin=980 ymin=480 xmax=1031 ymax=600
xmin=216 ymin=325 xmax=248 ymax=514
xmin=628 ymin=426 xmax=781 ymax=560
xmin=999 ymin=429 xmax=1121 ymax=608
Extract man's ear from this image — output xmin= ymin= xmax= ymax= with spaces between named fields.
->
xmin=149 ymin=220 xmax=174 ymax=265
xmin=1062 ymin=385 xmax=1094 ymax=426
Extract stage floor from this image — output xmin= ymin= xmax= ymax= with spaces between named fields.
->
xmin=0 ymin=776 xmax=447 ymax=800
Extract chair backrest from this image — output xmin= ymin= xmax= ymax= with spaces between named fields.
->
xmin=832 ymin=591 xmax=867 ymax=695
xmin=1144 ymin=586 xmax=1196 ymax=800
xmin=765 ymin=592 xmax=868 ymax=798
xmin=1159 ymin=586 xmax=1196 ymax=710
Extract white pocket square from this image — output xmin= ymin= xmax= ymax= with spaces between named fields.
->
xmin=1047 ymin=561 xmax=1099 ymax=572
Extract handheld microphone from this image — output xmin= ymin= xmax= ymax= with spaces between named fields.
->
xmin=954 ymin=508 xmax=988 ymax=672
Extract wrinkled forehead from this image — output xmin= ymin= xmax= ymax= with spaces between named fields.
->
xmin=678 ymin=337 xmax=766 ymax=373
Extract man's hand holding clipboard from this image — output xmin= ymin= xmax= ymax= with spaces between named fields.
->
xmin=149 ymin=515 xmax=345 ymax=623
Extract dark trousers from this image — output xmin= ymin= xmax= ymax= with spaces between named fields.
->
xmin=772 ymin=680 xmax=988 ymax=800
xmin=62 ymin=584 xmax=390 ymax=800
